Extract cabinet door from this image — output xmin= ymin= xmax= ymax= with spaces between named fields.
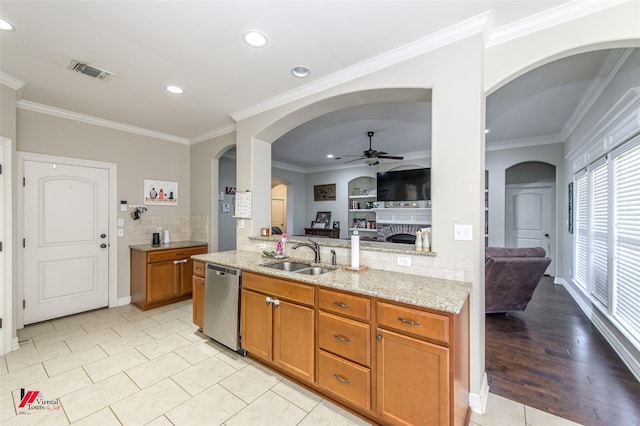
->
xmin=376 ymin=328 xmax=450 ymax=426
xmin=180 ymin=258 xmax=194 ymax=296
xmin=241 ymin=289 xmax=273 ymax=362
xmin=147 ymin=260 xmax=180 ymax=303
xmin=192 ymin=275 xmax=205 ymax=328
xmin=273 ymin=300 xmax=314 ymax=383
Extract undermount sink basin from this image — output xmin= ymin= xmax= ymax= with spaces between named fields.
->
xmin=262 ymin=261 xmax=311 ymax=272
xmin=295 ymin=266 xmax=336 ymax=275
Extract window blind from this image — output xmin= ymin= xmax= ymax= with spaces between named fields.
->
xmin=575 ymin=173 xmax=589 ymax=290
xmin=591 ymin=161 xmax=609 ymax=307
xmin=613 ymin=143 xmax=640 ymax=345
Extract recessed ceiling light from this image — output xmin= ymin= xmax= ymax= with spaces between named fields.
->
xmin=0 ymin=18 xmax=15 ymax=31
xmin=484 ymin=129 xmax=490 ymax=134
xmin=291 ymin=66 xmax=310 ymax=78
xmin=243 ymin=31 xmax=267 ymax=47
xmin=166 ymin=85 xmax=184 ymax=94
xmin=326 ymin=154 xmax=334 ymax=158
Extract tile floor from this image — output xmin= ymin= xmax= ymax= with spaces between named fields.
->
xmin=1 ymin=300 xmax=582 ymax=425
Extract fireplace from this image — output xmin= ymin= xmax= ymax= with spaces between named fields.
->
xmin=377 ymin=224 xmax=428 ymax=245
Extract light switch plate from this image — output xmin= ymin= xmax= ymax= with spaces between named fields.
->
xmin=397 ymin=256 xmax=412 ymax=267
xmin=117 ymin=229 xmax=124 ymax=237
xmin=238 ymin=220 xmax=245 ymax=229
xmin=454 ymin=224 xmax=473 ymax=241
xmin=117 ymin=218 xmax=124 ymax=227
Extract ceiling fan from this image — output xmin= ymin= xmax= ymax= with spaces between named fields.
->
xmin=336 ymin=131 xmax=404 ymax=165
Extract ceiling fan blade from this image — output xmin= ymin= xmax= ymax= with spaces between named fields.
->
xmin=374 ymin=151 xmax=388 ymax=156
xmin=377 ymin=155 xmax=404 ymax=160
xmin=343 ymin=157 xmax=366 ymax=163
xmin=335 ymin=154 xmax=364 ymax=159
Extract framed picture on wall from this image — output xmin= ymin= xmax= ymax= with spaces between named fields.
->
xmin=144 ymin=179 xmax=178 ymax=206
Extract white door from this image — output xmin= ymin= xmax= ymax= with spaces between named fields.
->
xmin=23 ymin=161 xmax=109 ymax=324
xmin=506 ymin=183 xmax=555 ymax=276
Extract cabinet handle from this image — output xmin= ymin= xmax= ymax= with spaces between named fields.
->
xmin=376 ymin=335 xmax=382 ymax=341
xmin=398 ymin=317 xmax=421 ymax=326
xmin=266 ymin=296 xmax=272 ymax=305
xmin=333 ymin=373 xmax=350 ymax=384
xmin=333 ymin=301 xmax=351 ymax=309
xmin=273 ymin=299 xmax=280 ymax=308
xmin=174 ymin=259 xmax=188 ymax=264
xmin=333 ymin=334 xmax=350 ymax=343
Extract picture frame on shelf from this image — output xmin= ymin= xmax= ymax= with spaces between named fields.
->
xmin=315 ymin=211 xmax=331 ymax=225
xmin=352 ymin=218 xmax=366 ymax=229
xmin=332 ymin=221 xmax=340 ymax=229
xmin=311 ymin=221 xmax=326 ymax=229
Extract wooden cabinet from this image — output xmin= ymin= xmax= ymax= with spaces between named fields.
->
xmin=130 ymin=245 xmax=207 ymax=311
xmin=317 ymin=288 xmax=372 ymax=411
xmin=192 ymin=260 xmax=205 ymax=329
xmin=304 ymin=227 xmax=340 ymax=239
xmin=375 ymin=300 xmax=469 ymax=426
xmin=241 ymin=272 xmax=315 ymax=383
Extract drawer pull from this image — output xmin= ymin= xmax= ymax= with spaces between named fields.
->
xmin=398 ymin=317 xmax=421 ymax=326
xmin=333 ymin=301 xmax=351 ymax=309
xmin=333 ymin=373 xmax=350 ymax=384
xmin=173 ymin=259 xmax=188 ymax=264
xmin=333 ymin=334 xmax=350 ymax=343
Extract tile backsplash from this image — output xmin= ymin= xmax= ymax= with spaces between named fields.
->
xmin=129 ymin=215 xmax=208 ymax=245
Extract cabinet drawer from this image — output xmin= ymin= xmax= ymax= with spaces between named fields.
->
xmin=243 ymin=272 xmax=314 ymax=305
xmin=318 ymin=312 xmax=370 ymax=366
xmin=377 ymin=301 xmax=449 ymax=344
xmin=318 ymin=288 xmax=370 ymax=321
xmin=318 ymin=350 xmax=371 ymax=411
xmin=193 ymin=260 xmax=205 ymax=277
xmin=148 ymin=246 xmax=207 ymax=263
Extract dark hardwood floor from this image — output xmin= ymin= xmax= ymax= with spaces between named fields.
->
xmin=485 ymin=277 xmax=640 ymax=426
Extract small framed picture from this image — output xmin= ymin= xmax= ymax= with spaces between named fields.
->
xmin=315 ymin=211 xmax=331 ymax=225
xmin=312 ymin=221 xmax=326 ymax=229
xmin=332 ymin=221 xmax=340 ymax=229
xmin=352 ymin=218 xmax=366 ymax=229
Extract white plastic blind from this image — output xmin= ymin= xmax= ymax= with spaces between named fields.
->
xmin=575 ymin=173 xmax=589 ymax=290
xmin=590 ymin=161 xmax=609 ymax=307
xmin=613 ymin=143 xmax=640 ymax=345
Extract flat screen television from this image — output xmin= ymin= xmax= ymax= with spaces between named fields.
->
xmin=376 ymin=168 xmax=430 ymax=201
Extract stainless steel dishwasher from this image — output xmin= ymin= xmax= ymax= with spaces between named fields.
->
xmin=203 ymin=263 xmax=246 ymax=356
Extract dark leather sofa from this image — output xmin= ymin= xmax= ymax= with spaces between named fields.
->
xmin=485 ymin=247 xmax=551 ymax=313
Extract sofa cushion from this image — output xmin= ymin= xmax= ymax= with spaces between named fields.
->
xmin=485 ymin=247 xmax=546 ymax=263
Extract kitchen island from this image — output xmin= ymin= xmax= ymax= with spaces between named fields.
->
xmin=192 ymin=250 xmax=470 ymax=426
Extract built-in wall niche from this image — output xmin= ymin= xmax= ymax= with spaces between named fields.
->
xmin=347 ymin=176 xmax=377 ymax=234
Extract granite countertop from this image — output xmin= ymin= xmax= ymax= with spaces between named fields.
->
xmin=192 ymin=250 xmax=470 ymax=314
xmin=130 ymin=241 xmax=208 ymax=252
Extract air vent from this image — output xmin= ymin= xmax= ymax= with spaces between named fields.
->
xmin=67 ymin=60 xmax=114 ymax=81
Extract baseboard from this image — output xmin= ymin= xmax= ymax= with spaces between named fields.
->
xmin=553 ymin=276 xmax=568 ymax=286
xmin=469 ymin=372 xmax=489 ymax=414
xmin=117 ymin=296 xmax=131 ymax=306
xmin=12 ymin=337 xmax=20 ymax=351
xmin=557 ymin=278 xmax=640 ymax=382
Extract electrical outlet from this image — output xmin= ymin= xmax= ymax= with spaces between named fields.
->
xmin=259 ymin=243 xmax=267 ymax=249
xmin=117 ymin=218 xmax=124 ymax=227
xmin=454 ymin=224 xmax=473 ymax=241
xmin=397 ymin=256 xmax=412 ymax=267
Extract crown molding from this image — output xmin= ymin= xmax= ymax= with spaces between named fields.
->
xmin=271 ymin=161 xmax=309 ymax=174
xmin=17 ymin=100 xmax=190 ymax=145
xmin=486 ymin=133 xmax=565 ymax=152
xmin=0 ymin=71 xmax=25 ymax=91
xmin=190 ymin=123 xmax=237 ymax=145
xmin=230 ymin=11 xmax=491 ymax=122
xmin=487 ymin=0 xmax=628 ymax=47
xmin=561 ymin=48 xmax=634 ymax=140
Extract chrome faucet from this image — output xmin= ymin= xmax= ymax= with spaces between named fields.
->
xmin=293 ymin=239 xmax=321 ymax=263
xmin=330 ymin=250 xmax=337 ymax=266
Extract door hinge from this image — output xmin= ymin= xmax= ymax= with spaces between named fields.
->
xmin=0 ymin=164 xmax=2 ymax=174
xmin=23 ymin=300 xmax=26 ymax=309
xmin=23 ymin=177 xmax=26 ymax=187
xmin=0 ymin=241 xmax=2 ymax=252
xmin=23 ymin=238 xmax=26 ymax=248
xmin=0 ymin=318 xmax=2 ymax=329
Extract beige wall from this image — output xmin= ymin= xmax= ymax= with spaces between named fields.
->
xmin=16 ymin=109 xmax=191 ymax=298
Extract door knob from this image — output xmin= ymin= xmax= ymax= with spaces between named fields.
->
xmin=544 ymin=233 xmax=550 ymax=238
xmin=100 ymin=243 xmax=107 ymax=248
xmin=100 ymin=233 xmax=107 ymax=238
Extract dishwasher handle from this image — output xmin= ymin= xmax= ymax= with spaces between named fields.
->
xmin=206 ymin=263 xmax=241 ymax=276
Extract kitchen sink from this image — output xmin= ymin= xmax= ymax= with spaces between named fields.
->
xmin=261 ymin=261 xmax=311 ymax=272
xmin=295 ymin=266 xmax=336 ymax=275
